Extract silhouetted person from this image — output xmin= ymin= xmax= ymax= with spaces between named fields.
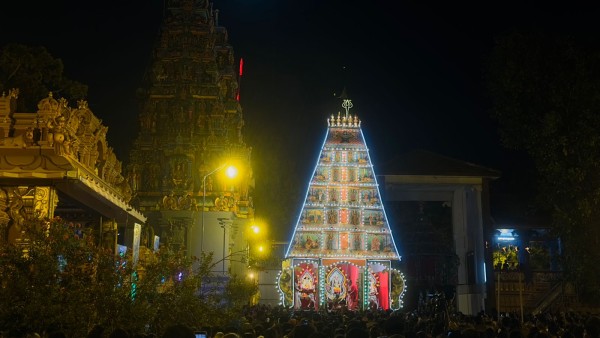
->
xmin=47 ymin=331 xmax=67 ymax=338
xmin=109 ymin=327 xmax=130 ymax=338
xmin=87 ymin=325 xmax=105 ymax=338
xmin=162 ymin=324 xmax=194 ymax=338
xmin=585 ymin=316 xmax=600 ymax=338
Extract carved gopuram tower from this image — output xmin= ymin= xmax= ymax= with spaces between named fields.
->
xmin=277 ymin=98 xmax=406 ymax=311
xmin=127 ymin=0 xmax=253 ymax=276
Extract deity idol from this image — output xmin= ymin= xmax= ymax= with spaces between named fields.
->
xmin=296 ymin=270 xmax=316 ymax=310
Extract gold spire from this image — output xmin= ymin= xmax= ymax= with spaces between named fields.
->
xmin=327 ymin=99 xmax=361 ymax=128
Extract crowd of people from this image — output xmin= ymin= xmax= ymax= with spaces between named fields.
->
xmin=3 ymin=304 xmax=599 ymax=338
xmin=226 ymin=305 xmax=599 ymax=338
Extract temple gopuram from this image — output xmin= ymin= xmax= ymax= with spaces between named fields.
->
xmin=0 ymin=89 xmax=145 ymax=252
xmin=277 ymin=98 xmax=406 ymax=311
xmin=125 ymin=0 xmax=253 ymax=275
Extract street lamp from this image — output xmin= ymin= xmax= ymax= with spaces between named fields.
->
xmin=246 ymin=223 xmax=260 ymax=267
xmin=201 ymin=163 xmax=237 ymax=253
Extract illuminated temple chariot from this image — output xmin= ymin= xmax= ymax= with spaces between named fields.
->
xmin=277 ymin=98 xmax=406 ymax=311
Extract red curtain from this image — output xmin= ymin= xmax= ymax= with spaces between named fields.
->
xmin=378 ymin=271 xmax=389 ymax=309
xmin=338 ymin=263 xmax=360 ymax=310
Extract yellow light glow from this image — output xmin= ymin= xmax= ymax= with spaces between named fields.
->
xmin=226 ymin=165 xmax=238 ymax=178
xmin=248 ymin=219 xmax=267 ymax=239
xmin=252 ymin=241 xmax=271 ymax=257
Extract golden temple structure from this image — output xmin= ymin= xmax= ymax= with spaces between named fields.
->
xmin=0 ymin=89 xmax=145 ymax=252
xmin=1 ymin=0 xmax=255 ymax=279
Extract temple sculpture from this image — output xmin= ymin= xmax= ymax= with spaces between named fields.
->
xmin=0 ymin=89 xmax=145 ymax=252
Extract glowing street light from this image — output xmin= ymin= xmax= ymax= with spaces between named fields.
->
xmin=246 ymin=221 xmax=266 ymax=257
xmin=225 ymin=165 xmax=238 ymax=179
xmin=250 ymin=241 xmax=271 ymax=257
xmin=201 ymin=163 xmax=237 ymax=253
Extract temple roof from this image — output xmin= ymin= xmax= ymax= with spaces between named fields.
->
xmin=0 ymin=91 xmax=145 ymax=224
xmin=377 ymin=149 xmax=501 ymax=179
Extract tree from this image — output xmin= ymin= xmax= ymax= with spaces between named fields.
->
xmin=485 ymin=31 xmax=600 ymax=304
xmin=0 ymin=43 xmax=87 ymax=112
xmin=492 ymin=245 xmax=520 ymax=271
xmin=0 ymin=218 xmax=257 ymax=336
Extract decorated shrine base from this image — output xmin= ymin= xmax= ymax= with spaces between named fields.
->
xmin=277 ymin=258 xmax=406 ymax=311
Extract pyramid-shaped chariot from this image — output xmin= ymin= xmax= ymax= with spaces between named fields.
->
xmin=277 ymin=97 xmax=406 ymax=311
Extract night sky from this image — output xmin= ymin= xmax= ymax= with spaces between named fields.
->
xmin=1 ymin=1 xmax=598 ymax=238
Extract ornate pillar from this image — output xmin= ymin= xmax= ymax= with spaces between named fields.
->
xmin=102 ymin=219 xmax=118 ymax=253
xmin=32 ymin=186 xmax=59 ymax=220
xmin=0 ymin=89 xmax=18 ymax=138
xmin=3 ymin=186 xmax=59 ymax=244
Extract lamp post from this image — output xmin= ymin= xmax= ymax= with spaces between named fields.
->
xmin=218 ymin=217 xmax=233 ymax=275
xmin=223 ymin=224 xmax=226 ymax=273
xmin=220 ymin=220 xmax=227 ymax=274
xmin=201 ymin=164 xmax=237 ymax=253
xmin=246 ymin=224 xmax=260 ymax=269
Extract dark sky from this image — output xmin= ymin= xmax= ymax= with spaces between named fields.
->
xmin=2 ymin=1 xmax=598 ymax=236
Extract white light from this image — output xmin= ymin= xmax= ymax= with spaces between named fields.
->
xmin=226 ymin=165 xmax=238 ymax=178
xmin=483 ymin=263 xmax=487 ymax=283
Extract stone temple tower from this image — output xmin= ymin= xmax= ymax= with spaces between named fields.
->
xmin=126 ymin=0 xmax=253 ymax=275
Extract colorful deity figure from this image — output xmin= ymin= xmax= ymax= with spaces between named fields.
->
xmin=371 ymin=236 xmax=381 ymax=251
xmin=368 ymin=272 xmax=380 ymax=310
xmin=326 ymin=232 xmax=334 ymax=250
xmin=296 ymin=269 xmax=316 ymax=310
xmin=326 ymin=267 xmax=347 ymax=310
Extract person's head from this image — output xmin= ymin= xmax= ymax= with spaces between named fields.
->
xmin=307 ymin=332 xmax=329 ymax=338
xmin=48 ymin=331 xmax=67 ymax=338
xmin=162 ymin=324 xmax=194 ymax=338
xmin=290 ymin=322 xmax=316 ymax=338
xmin=87 ymin=325 xmax=105 ymax=338
xmin=585 ymin=316 xmax=600 ymax=338
xmin=223 ymin=333 xmax=241 ymax=338
xmin=109 ymin=328 xmax=130 ymax=338
xmin=261 ymin=327 xmax=278 ymax=338
xmin=509 ymin=329 xmax=523 ymax=338
xmin=462 ymin=328 xmax=479 ymax=338
xmin=345 ymin=327 xmax=369 ymax=338
xmin=369 ymin=325 xmax=384 ymax=338
xmin=384 ymin=316 xmax=405 ymax=335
